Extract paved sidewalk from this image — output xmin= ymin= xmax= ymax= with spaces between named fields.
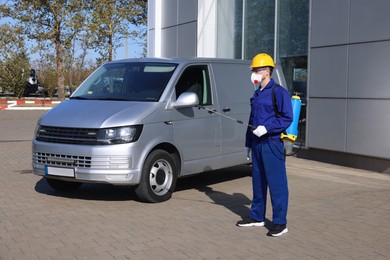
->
xmin=0 ymin=110 xmax=389 ymax=259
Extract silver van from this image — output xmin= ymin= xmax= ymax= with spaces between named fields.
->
xmin=32 ymin=57 xmax=285 ymax=202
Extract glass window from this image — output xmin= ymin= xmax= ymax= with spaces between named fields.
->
xmin=217 ymin=0 xmax=275 ymax=60
xmin=244 ymin=0 xmax=275 ymax=60
xmin=234 ymin=0 xmax=243 ymax=59
xmin=175 ymin=66 xmax=212 ymax=106
xmin=217 ymin=0 xmax=309 ymax=96
xmin=277 ymin=0 xmax=309 ymax=144
xmin=216 ymin=0 xmax=239 ymax=59
xmin=217 ymin=0 xmax=309 ymax=144
xmin=71 ymin=63 xmax=177 ymax=102
xmin=277 ymin=0 xmax=309 ymax=99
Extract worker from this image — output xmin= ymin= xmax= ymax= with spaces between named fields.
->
xmin=236 ymin=53 xmax=293 ymax=237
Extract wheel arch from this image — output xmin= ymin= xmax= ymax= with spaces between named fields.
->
xmin=147 ymin=142 xmax=182 ymax=177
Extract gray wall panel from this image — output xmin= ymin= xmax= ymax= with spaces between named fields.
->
xmin=350 ymin=0 xmax=390 ymax=43
xmin=178 ymin=0 xmax=197 ymax=24
xmin=159 ymin=0 xmax=198 ymax=58
xmin=348 ymin=41 xmax=390 ymax=99
xmin=309 ymin=46 xmax=348 ymax=98
xmin=310 ymin=0 xmax=350 ymax=47
xmin=308 ymin=99 xmax=347 ymax=151
xmin=161 ymin=27 xmax=177 ymax=57
xmin=161 ymin=0 xmax=197 ymax=28
xmin=161 ymin=0 xmax=178 ymax=28
xmin=309 ymin=0 xmax=390 ymax=159
xmin=178 ymin=23 xmax=197 ymax=57
xmin=347 ymin=100 xmax=390 ymax=158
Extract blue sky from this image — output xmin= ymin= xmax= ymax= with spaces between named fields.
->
xmin=114 ymin=38 xmax=145 ymax=60
xmin=1 ymin=13 xmax=145 ymax=63
xmin=27 ymin=37 xmax=144 ymax=62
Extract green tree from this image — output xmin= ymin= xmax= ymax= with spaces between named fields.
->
xmin=33 ymin=51 xmax=57 ymax=97
xmin=1 ymin=0 xmax=86 ymax=100
xmin=0 ymin=23 xmax=31 ymax=97
xmin=36 ymin=63 xmax=58 ymax=97
xmin=86 ymin=0 xmax=147 ymax=62
xmin=0 ymin=51 xmax=31 ymax=97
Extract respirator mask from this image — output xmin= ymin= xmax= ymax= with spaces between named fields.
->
xmin=251 ymin=72 xmax=262 ymax=91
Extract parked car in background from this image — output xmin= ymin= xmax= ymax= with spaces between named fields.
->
xmin=53 ymin=86 xmax=72 ymax=97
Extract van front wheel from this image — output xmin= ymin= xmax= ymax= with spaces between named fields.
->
xmin=135 ymin=150 xmax=177 ymax=203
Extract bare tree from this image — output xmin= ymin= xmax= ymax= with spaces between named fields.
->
xmin=86 ymin=0 xmax=147 ymax=62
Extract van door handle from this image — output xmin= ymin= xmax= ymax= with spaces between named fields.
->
xmin=222 ymin=107 xmax=231 ymax=113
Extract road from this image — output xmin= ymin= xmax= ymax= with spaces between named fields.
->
xmin=0 ymin=110 xmax=389 ymax=259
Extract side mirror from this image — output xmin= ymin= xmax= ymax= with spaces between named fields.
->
xmin=172 ymin=92 xmax=199 ymax=108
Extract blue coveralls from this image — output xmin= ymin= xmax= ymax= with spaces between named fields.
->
xmin=245 ymin=79 xmax=293 ymax=225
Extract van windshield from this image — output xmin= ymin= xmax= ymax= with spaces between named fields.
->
xmin=71 ymin=62 xmax=177 ymax=102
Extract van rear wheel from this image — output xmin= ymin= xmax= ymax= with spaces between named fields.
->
xmin=135 ymin=150 xmax=177 ymax=203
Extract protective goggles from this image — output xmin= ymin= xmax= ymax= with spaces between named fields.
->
xmin=251 ymin=67 xmax=269 ymax=73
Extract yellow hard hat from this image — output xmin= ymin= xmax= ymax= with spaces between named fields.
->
xmin=250 ymin=53 xmax=275 ymax=68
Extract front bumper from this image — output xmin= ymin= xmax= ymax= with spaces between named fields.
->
xmin=32 ymin=140 xmax=142 ymax=185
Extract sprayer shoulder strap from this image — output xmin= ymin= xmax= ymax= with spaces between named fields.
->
xmin=272 ymin=85 xmax=288 ymax=135
xmin=272 ymin=85 xmax=281 ymax=118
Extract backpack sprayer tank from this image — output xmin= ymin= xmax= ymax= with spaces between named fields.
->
xmin=281 ymin=95 xmax=302 ymax=143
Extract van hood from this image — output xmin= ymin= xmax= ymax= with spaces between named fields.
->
xmin=39 ymin=100 xmax=162 ymax=128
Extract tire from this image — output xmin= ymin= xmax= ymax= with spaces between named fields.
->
xmin=45 ymin=178 xmax=82 ymax=191
xmin=135 ymin=150 xmax=178 ymax=203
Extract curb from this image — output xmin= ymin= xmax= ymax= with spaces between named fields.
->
xmin=0 ymin=100 xmax=61 ymax=110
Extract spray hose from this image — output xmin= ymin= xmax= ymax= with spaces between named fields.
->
xmin=197 ymin=105 xmax=303 ymax=157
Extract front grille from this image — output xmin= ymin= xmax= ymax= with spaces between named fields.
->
xmin=36 ymin=126 xmax=98 ymax=145
xmin=33 ymin=152 xmax=92 ymax=168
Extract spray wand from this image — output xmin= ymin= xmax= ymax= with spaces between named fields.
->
xmin=198 ymin=105 xmax=254 ymax=161
xmin=197 ymin=105 xmax=255 ymax=130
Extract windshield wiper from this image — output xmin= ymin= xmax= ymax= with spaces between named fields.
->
xmin=70 ymin=96 xmax=131 ymax=101
xmin=69 ymin=96 xmax=91 ymax=100
xmin=70 ymin=95 xmax=157 ymax=102
xmin=92 ymin=97 xmax=131 ymax=101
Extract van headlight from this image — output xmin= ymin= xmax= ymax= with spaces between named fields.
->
xmin=34 ymin=124 xmax=42 ymax=138
xmin=97 ymin=125 xmax=143 ymax=144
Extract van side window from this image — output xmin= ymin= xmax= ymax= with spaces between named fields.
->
xmin=175 ymin=66 xmax=212 ymax=105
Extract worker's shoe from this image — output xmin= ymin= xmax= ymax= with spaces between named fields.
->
xmin=267 ymin=224 xmax=288 ymax=237
xmin=236 ymin=217 xmax=264 ymax=227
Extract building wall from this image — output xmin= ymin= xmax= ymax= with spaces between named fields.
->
xmin=308 ymin=0 xmax=390 ymax=160
xmin=147 ymin=0 xmax=198 ymax=58
xmin=147 ymin=0 xmax=390 ymax=172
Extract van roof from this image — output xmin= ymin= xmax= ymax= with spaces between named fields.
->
xmin=110 ymin=57 xmax=251 ymax=66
